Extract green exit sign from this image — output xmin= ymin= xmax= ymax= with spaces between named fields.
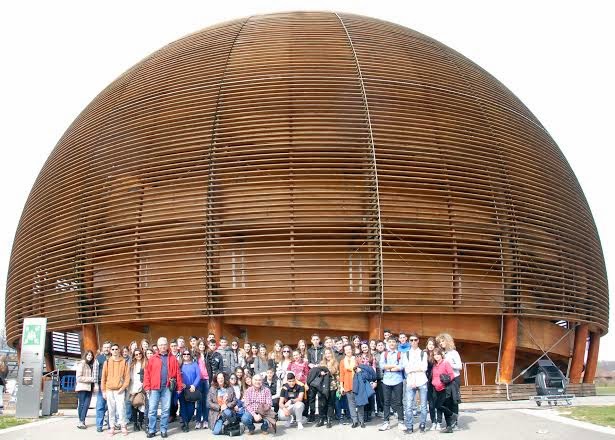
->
xmin=23 ymin=325 xmax=43 ymax=346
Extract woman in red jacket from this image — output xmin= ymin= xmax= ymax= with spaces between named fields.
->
xmin=431 ymin=348 xmax=457 ymax=433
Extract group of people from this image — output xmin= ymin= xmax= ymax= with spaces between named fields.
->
xmin=74 ymin=330 xmax=463 ymax=437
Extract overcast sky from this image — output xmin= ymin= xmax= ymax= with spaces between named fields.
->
xmin=1 ymin=1 xmax=613 ymax=359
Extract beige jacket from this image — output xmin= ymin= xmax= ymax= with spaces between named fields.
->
xmin=101 ymin=357 xmax=130 ymax=393
xmin=75 ymin=360 xmax=95 ymax=392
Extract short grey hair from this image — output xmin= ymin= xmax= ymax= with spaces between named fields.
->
xmin=157 ymin=337 xmax=168 ymax=346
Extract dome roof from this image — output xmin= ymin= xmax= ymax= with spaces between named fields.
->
xmin=6 ymin=12 xmax=607 ymax=343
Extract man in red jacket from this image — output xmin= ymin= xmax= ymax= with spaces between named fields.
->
xmin=144 ymin=337 xmax=183 ymax=438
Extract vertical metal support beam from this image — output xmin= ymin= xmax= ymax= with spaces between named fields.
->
xmin=583 ymin=331 xmax=600 ymax=384
xmin=569 ymin=323 xmax=589 ymax=383
xmin=499 ymin=316 xmax=518 ymax=384
xmin=82 ymin=324 xmax=98 ymax=353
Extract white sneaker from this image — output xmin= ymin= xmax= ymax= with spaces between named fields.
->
xmin=431 ymin=422 xmax=440 ymax=431
xmin=378 ymin=422 xmax=390 ymax=431
xmin=398 ymin=423 xmax=407 ymax=432
xmin=297 ymin=422 xmax=304 ymax=430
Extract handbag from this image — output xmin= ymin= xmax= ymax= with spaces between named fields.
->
xmin=183 ymin=387 xmax=202 ymax=402
xmin=131 ymin=391 xmax=146 ymax=408
xmin=169 ymin=377 xmax=177 ymax=393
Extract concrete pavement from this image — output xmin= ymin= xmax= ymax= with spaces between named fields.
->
xmin=1 ymin=396 xmax=613 ymax=439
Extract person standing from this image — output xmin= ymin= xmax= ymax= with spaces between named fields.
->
xmin=217 ymin=337 xmax=240 ymax=374
xmin=168 ymin=339 xmax=182 ymax=424
xmin=378 ymin=337 xmax=407 ymax=432
xmin=339 ymin=344 xmax=364 ymax=428
xmin=143 ymin=337 xmax=183 ymax=438
xmin=128 ymin=349 xmax=147 ymax=432
xmin=404 ymin=333 xmax=428 ymax=433
xmin=101 ymin=343 xmax=131 ymax=436
xmin=431 ymin=348 xmax=457 ymax=433
xmin=194 ymin=339 xmax=210 ymax=429
xmin=424 ymin=338 xmax=438 ymax=430
xmin=306 ymin=333 xmax=324 ymax=422
xmin=93 ymin=341 xmax=112 ymax=432
xmin=318 ymin=348 xmax=339 ymax=428
xmin=374 ymin=340 xmax=386 ymax=417
xmin=179 ymin=350 xmax=200 ymax=432
xmin=75 ymin=350 xmax=95 ymax=429
xmin=437 ymin=333 xmax=462 ymax=429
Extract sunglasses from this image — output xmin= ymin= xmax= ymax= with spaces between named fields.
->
xmin=111 ymin=348 xmax=119 ymax=351
xmin=410 ymin=339 xmax=419 ymax=342
xmin=283 ymin=350 xmax=290 ymax=353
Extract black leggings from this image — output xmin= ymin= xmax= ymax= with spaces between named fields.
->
xmin=427 ymin=382 xmax=437 ymax=423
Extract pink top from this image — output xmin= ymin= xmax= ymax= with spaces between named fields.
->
xmin=431 ymin=359 xmax=454 ymax=392
xmin=198 ymin=356 xmax=209 ymax=380
xmin=288 ymin=360 xmax=310 ymax=383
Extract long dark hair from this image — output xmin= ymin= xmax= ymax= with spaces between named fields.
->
xmin=212 ymin=372 xmax=229 ymax=389
xmin=82 ymin=350 xmax=95 ymax=367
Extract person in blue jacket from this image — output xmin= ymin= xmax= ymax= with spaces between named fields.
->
xmin=179 ymin=349 xmax=201 ymax=432
xmin=352 ymin=364 xmax=377 ymax=428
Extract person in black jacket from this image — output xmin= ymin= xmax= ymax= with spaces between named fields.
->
xmin=306 ymin=334 xmax=324 ymax=422
xmin=206 ymin=339 xmax=224 ymax=380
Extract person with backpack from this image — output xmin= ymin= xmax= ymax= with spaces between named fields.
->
xmin=92 ymin=341 xmax=112 ymax=432
xmin=378 ymin=337 xmax=407 ymax=432
xmin=403 ymin=333 xmax=429 ymax=433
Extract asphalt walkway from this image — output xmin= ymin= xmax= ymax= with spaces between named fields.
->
xmin=1 ymin=396 xmax=613 ymax=439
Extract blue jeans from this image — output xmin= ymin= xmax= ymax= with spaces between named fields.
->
xmin=212 ymin=409 xmax=233 ymax=435
xmin=241 ymin=411 xmax=269 ymax=432
xmin=405 ymin=383 xmax=428 ymax=427
xmin=148 ymin=388 xmax=172 ymax=433
xmin=95 ymin=387 xmax=108 ymax=429
xmin=77 ymin=391 xmax=92 ymax=423
xmin=179 ymin=391 xmax=195 ymax=425
xmin=335 ymin=394 xmax=351 ymax=420
xmin=125 ymin=394 xmax=133 ymax=423
xmin=195 ymin=379 xmax=209 ymax=423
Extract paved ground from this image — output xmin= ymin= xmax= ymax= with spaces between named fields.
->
xmin=1 ymin=396 xmax=614 ymax=439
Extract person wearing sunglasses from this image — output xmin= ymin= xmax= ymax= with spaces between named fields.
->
xmin=404 ymin=333 xmax=428 ymax=433
xmin=179 ymin=350 xmax=201 ymax=432
xmin=276 ymin=346 xmax=293 ymax=385
xmin=101 ymin=343 xmax=131 ymax=436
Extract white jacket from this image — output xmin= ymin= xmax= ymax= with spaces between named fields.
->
xmin=404 ymin=347 xmax=428 ymax=388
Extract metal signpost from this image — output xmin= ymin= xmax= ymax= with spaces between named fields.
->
xmin=16 ymin=317 xmax=47 ymax=418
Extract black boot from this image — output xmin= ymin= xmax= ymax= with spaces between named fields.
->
xmin=134 ymin=422 xmax=140 ymax=432
xmin=326 ymin=418 xmax=332 ymax=429
xmin=316 ymin=418 xmax=325 ymax=427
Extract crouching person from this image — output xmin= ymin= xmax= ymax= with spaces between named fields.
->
xmin=278 ymin=372 xmax=306 ymax=430
xmin=208 ymin=372 xmax=238 ymax=435
xmin=242 ymin=374 xmax=274 ymax=434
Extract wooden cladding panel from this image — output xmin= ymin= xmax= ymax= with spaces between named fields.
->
xmin=5 ymin=12 xmax=607 ymax=344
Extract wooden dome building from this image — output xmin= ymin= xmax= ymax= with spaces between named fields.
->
xmin=6 ymin=12 xmax=607 ymax=387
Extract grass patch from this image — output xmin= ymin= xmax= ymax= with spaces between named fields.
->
xmin=559 ymin=406 xmax=615 ymax=428
xmin=596 ymin=386 xmax=615 ymax=396
xmin=0 ymin=416 xmax=32 ymax=429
